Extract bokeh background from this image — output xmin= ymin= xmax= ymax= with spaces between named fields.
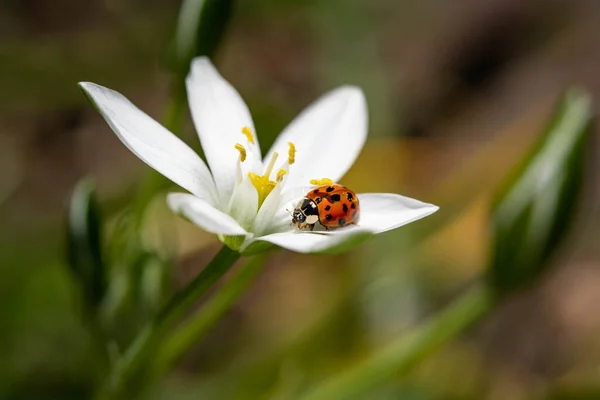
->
xmin=1 ymin=0 xmax=600 ymax=399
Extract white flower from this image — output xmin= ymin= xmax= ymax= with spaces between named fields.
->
xmin=79 ymin=57 xmax=438 ymax=254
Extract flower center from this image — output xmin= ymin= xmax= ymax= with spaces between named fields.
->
xmin=235 ymin=128 xmax=296 ymax=208
xmin=249 ymin=151 xmax=278 ymax=207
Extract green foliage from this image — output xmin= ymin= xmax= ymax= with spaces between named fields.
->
xmin=98 ymin=246 xmax=241 ymax=399
xmin=67 ymin=180 xmax=107 ymax=311
xmin=153 ymin=253 xmax=268 ymax=378
xmin=298 ymin=286 xmax=493 ymax=400
xmin=489 ymin=88 xmax=593 ymax=293
xmin=167 ymin=0 xmax=235 ymax=79
xmin=10 ymin=0 xmax=599 ymax=398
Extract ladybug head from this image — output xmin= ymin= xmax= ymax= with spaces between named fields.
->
xmin=292 ymin=198 xmax=319 ymax=228
xmin=292 ymin=209 xmax=306 ymax=224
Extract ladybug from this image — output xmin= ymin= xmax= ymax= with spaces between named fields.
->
xmin=291 ymin=184 xmax=360 ymax=231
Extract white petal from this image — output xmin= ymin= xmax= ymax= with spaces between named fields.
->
xmin=167 ymin=193 xmax=249 ymax=236
xmin=186 ymin=57 xmax=262 ymax=204
xmin=255 ymin=229 xmax=372 ymax=254
xmin=227 ymin=179 xmax=258 ymax=231
xmin=357 ymin=193 xmax=438 ymax=234
xmin=252 ymin=185 xmax=313 ymax=236
xmin=79 ymin=82 xmax=218 ymax=204
xmin=251 ymin=185 xmax=284 ymax=237
xmin=265 ymin=86 xmax=367 ymax=188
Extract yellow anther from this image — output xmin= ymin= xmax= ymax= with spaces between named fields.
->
xmin=276 ymin=169 xmax=287 ymax=182
xmin=242 ymin=126 xmax=255 ymax=144
xmin=234 ymin=143 xmax=247 ymax=162
xmin=287 ymin=142 xmax=296 ymax=165
xmin=310 ymin=178 xmax=334 ymax=186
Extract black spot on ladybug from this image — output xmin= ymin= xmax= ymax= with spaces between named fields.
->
xmin=315 ymin=197 xmax=322 ymax=204
xmin=351 ymin=203 xmax=356 ymax=209
xmin=347 ymin=192 xmax=353 ymax=200
xmin=352 ymin=211 xmax=357 ymax=218
xmin=324 ymin=205 xmax=331 ymax=211
xmin=313 ymin=189 xmax=319 ymax=194
xmin=326 ymin=186 xmax=335 ymax=192
xmin=331 ymin=194 xmax=341 ymax=202
xmin=342 ymin=204 xmax=348 ymax=213
xmin=325 ymin=214 xmax=333 ymax=221
xmin=338 ymin=218 xmax=346 ymax=226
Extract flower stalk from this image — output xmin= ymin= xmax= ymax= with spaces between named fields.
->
xmin=152 ymin=252 xmax=268 ymax=378
xmin=98 ymin=246 xmax=240 ymax=399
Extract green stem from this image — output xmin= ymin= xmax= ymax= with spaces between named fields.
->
xmin=299 ymin=285 xmax=495 ymax=400
xmin=98 ymin=246 xmax=240 ymax=399
xmin=163 ymin=79 xmax=187 ymax=136
xmin=152 ymin=252 xmax=268 ymax=378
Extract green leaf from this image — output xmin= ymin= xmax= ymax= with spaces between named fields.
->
xmin=168 ymin=0 xmax=235 ymax=78
xmin=489 ymin=88 xmax=593 ymax=293
xmin=67 ymin=180 xmax=107 ymax=310
xmin=299 ymin=285 xmax=494 ymax=400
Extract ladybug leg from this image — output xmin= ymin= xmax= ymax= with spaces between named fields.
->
xmin=324 ymin=226 xmax=330 ymax=231
xmin=308 ymin=224 xmax=315 ymax=231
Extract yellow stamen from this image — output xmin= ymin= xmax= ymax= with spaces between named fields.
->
xmin=248 ymin=152 xmax=279 ymax=207
xmin=265 ymin=152 xmax=279 ymax=178
xmin=276 ymin=169 xmax=287 ymax=182
xmin=234 ymin=143 xmax=246 ymax=162
xmin=242 ymin=126 xmax=254 ymax=143
xmin=287 ymin=142 xmax=296 ymax=165
xmin=310 ymin=178 xmax=334 ymax=186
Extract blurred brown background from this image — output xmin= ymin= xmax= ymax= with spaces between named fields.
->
xmin=1 ymin=0 xmax=600 ymax=399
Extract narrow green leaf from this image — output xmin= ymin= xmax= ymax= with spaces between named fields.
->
xmin=489 ymin=88 xmax=593 ymax=293
xmin=299 ymin=286 xmax=494 ymax=400
xmin=67 ymin=180 xmax=107 ymax=310
xmin=168 ymin=0 xmax=234 ymax=78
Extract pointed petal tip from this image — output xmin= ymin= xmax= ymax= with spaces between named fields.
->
xmin=77 ymin=81 xmax=94 ymax=94
xmin=330 ymin=85 xmax=366 ymax=103
xmin=355 ymin=193 xmax=439 ymax=234
xmin=78 ymin=82 xmax=114 ymax=101
xmin=187 ymin=56 xmax=217 ymax=80
xmin=78 ymin=81 xmax=103 ymax=92
xmin=190 ymin=55 xmax=212 ymax=65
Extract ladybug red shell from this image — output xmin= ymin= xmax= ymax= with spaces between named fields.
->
xmin=292 ymin=184 xmax=360 ymax=230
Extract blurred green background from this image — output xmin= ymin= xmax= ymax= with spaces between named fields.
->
xmin=1 ymin=0 xmax=599 ymax=399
